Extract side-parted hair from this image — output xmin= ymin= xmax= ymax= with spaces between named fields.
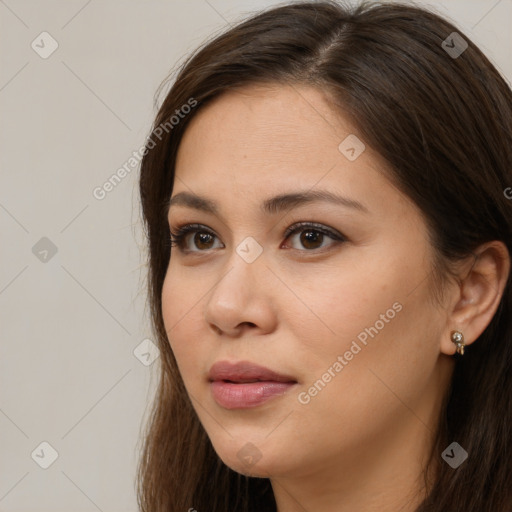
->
xmin=137 ymin=2 xmax=512 ymax=511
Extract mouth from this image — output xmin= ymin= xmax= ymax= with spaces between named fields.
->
xmin=208 ymin=360 xmax=298 ymax=409
xmin=221 ymin=378 xmax=278 ymax=383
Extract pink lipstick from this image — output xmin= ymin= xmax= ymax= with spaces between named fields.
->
xmin=208 ymin=360 xmax=297 ymax=409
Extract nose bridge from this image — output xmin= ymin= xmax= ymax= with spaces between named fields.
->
xmin=204 ymin=239 xmax=272 ymax=334
xmin=210 ymin=240 xmax=266 ymax=308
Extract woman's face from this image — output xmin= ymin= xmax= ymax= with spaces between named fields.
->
xmin=162 ymin=83 xmax=454 ymax=481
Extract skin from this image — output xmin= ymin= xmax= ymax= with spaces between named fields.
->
xmin=161 ymin=83 xmax=509 ymax=512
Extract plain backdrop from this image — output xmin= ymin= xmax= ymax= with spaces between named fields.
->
xmin=1 ymin=0 xmax=511 ymax=510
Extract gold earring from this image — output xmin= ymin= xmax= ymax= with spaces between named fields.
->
xmin=450 ymin=330 xmax=465 ymax=355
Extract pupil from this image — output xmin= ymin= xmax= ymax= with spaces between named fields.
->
xmin=301 ymin=230 xmax=322 ymax=249
xmin=196 ymin=232 xmax=213 ymax=249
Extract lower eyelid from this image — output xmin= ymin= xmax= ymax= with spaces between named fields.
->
xmin=283 ymin=231 xmax=343 ymax=251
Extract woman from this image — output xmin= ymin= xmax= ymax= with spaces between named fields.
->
xmin=136 ymin=1 xmax=512 ymax=510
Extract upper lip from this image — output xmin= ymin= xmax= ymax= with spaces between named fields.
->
xmin=208 ymin=360 xmax=297 ymax=383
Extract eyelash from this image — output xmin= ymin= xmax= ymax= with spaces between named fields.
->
xmin=168 ymin=222 xmax=347 ymax=254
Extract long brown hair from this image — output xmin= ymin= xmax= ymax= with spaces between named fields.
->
xmin=136 ymin=1 xmax=512 ymax=510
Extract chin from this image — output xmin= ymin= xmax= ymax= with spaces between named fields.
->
xmin=209 ymin=435 xmax=297 ymax=478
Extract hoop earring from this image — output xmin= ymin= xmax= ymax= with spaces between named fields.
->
xmin=450 ymin=330 xmax=465 ymax=355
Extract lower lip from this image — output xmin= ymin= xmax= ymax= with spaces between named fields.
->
xmin=210 ymin=381 xmax=296 ymax=409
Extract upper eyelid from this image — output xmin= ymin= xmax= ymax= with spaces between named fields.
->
xmin=283 ymin=221 xmax=344 ymax=238
xmin=169 ymin=222 xmax=345 ymax=246
xmin=169 ymin=221 xmax=341 ymax=236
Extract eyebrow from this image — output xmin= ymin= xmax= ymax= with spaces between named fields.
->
xmin=167 ymin=189 xmax=369 ymax=217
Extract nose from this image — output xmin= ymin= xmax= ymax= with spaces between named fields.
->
xmin=204 ymin=255 xmax=277 ymax=338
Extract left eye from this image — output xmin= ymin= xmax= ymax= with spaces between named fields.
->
xmin=169 ymin=222 xmax=346 ymax=253
xmin=282 ymin=222 xmax=346 ymax=251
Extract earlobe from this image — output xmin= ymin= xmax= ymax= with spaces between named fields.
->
xmin=440 ymin=241 xmax=510 ymax=357
xmin=450 ymin=330 xmax=465 ymax=355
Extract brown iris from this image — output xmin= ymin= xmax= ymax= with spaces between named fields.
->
xmin=194 ymin=232 xmax=215 ymax=250
xmin=299 ymin=230 xmax=323 ymax=250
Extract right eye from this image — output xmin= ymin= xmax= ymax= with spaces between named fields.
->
xmin=169 ymin=224 xmax=224 ymax=253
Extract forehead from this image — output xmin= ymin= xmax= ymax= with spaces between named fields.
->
xmin=176 ymin=84 xmax=380 ymax=184
xmin=171 ymin=83 xmax=412 ymax=224
xmin=177 ymin=84 xmax=345 ymax=165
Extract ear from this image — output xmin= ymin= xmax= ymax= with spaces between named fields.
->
xmin=440 ymin=241 xmax=510 ymax=356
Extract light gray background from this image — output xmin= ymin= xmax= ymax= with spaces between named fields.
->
xmin=1 ymin=0 xmax=510 ymax=511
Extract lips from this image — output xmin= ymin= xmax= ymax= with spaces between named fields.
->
xmin=208 ymin=360 xmax=297 ymax=384
xmin=208 ymin=360 xmax=298 ymax=409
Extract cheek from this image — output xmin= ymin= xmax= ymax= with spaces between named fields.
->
xmin=298 ymin=281 xmax=440 ymax=431
xmin=161 ymin=260 xmax=206 ymax=331
xmin=281 ymin=254 xmax=401 ymax=364
xmin=161 ymin=268 xmax=208 ymax=387
xmin=289 ymin=252 xmax=439 ymax=415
